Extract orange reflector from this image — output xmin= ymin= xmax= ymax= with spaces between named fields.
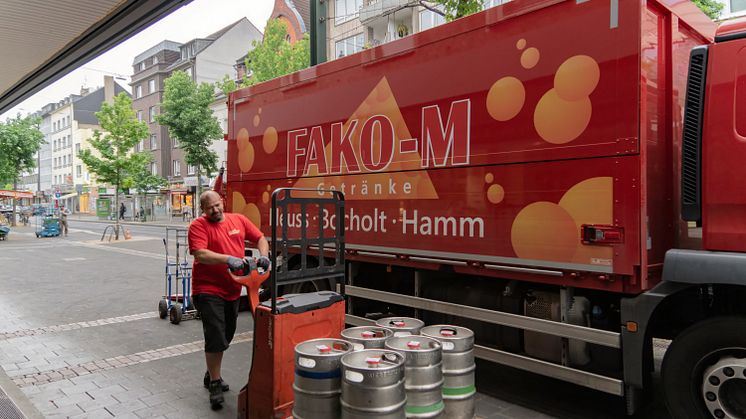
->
xmin=626 ymin=321 xmax=638 ymax=333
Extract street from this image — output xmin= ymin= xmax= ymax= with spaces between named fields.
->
xmin=0 ymin=218 xmax=668 ymax=418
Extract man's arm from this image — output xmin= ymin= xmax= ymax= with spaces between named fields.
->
xmin=256 ymin=236 xmax=269 ymax=258
xmin=191 ymin=248 xmax=234 ymax=265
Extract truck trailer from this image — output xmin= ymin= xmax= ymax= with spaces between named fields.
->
xmin=224 ymin=0 xmax=746 ymax=417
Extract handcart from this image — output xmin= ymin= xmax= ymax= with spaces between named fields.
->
xmin=158 ymin=227 xmax=198 ymax=324
xmin=35 ymin=214 xmax=61 ymax=238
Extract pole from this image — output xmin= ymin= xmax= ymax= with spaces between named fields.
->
xmin=310 ymin=0 xmax=328 ymax=66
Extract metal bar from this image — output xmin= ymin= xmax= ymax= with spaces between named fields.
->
xmin=473 ymin=345 xmax=624 ymax=396
xmin=345 ymin=286 xmax=621 ymax=348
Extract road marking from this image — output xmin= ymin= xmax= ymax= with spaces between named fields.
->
xmin=10 ymin=332 xmax=254 ymax=387
xmin=62 ymin=257 xmax=86 ymax=261
xmin=72 ymin=242 xmax=164 ymax=260
xmin=0 ymin=312 xmax=155 ymax=340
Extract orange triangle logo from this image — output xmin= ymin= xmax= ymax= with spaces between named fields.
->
xmin=292 ymin=77 xmax=439 ymax=200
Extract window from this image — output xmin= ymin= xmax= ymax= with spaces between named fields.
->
xmin=63 ymin=155 xmax=67 ymax=166
xmin=185 ymin=67 xmax=193 ymax=78
xmin=75 ymin=144 xmax=80 ymax=155
xmin=151 ymin=162 xmax=158 ymax=175
xmin=137 ymin=110 xmax=143 ymax=122
xmin=173 ymin=138 xmax=179 ymax=148
xmin=140 ymin=62 xmax=145 ymax=71
xmin=181 ymin=48 xmax=187 ymax=59
xmin=150 ymin=134 xmax=157 ymax=150
xmin=66 ymin=116 xmax=70 ymax=126
xmin=187 ymin=164 xmax=196 ymax=175
xmin=148 ymin=79 xmax=155 ymax=93
xmin=138 ymin=139 xmax=145 ymax=151
xmin=733 ymin=0 xmax=746 ymax=13
xmin=335 ymin=33 xmax=364 ymax=58
xmin=135 ymin=85 xmax=142 ymax=98
xmin=335 ymin=0 xmax=362 ymax=24
xmin=149 ymin=106 xmax=156 ymax=122
xmin=68 ymin=135 xmax=72 ymax=147
xmin=420 ymin=8 xmax=446 ymax=31
xmin=172 ymin=160 xmax=181 ymax=176
xmin=153 ymin=56 xmax=158 ymax=65
xmin=76 ymin=165 xmax=81 ymax=177
xmin=68 ymin=154 xmax=72 ymax=166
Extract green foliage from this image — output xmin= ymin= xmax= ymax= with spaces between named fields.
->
xmin=692 ymin=0 xmax=723 ymax=19
xmin=217 ymin=18 xmax=310 ymax=95
xmin=0 ymin=115 xmax=44 ymax=185
xmin=131 ymin=167 xmax=167 ymax=195
xmin=432 ymin=0 xmax=483 ymax=21
xmin=78 ymin=93 xmax=150 ymax=188
xmin=157 ymin=70 xmax=222 ymax=179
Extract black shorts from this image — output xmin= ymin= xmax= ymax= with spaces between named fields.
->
xmin=193 ymin=294 xmax=240 ymax=353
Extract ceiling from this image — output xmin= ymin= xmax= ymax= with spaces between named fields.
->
xmin=0 ymin=0 xmax=192 ymax=114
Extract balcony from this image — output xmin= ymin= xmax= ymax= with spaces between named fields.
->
xmin=360 ymin=0 xmax=412 ymax=25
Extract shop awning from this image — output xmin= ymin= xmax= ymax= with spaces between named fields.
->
xmin=59 ymin=192 xmax=78 ymax=199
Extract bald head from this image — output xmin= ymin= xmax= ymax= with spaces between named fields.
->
xmin=200 ymin=190 xmax=224 ymax=223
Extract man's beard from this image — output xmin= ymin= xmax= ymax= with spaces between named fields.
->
xmin=208 ymin=212 xmax=223 ymax=223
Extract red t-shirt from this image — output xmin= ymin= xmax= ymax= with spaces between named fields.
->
xmin=188 ymin=212 xmax=264 ymax=300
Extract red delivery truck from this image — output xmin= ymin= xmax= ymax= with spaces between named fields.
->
xmin=224 ymin=0 xmax=746 ymax=416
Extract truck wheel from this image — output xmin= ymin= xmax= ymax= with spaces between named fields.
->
xmin=662 ymin=316 xmax=746 ymax=419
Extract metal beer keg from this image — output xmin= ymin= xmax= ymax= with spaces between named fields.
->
xmin=376 ymin=317 xmax=424 ymax=336
xmin=342 ymin=326 xmax=394 ymax=350
xmin=385 ymin=336 xmax=445 ymax=418
xmin=340 ymin=349 xmax=407 ymax=419
xmin=420 ymin=325 xmax=475 ymax=419
xmin=293 ymin=338 xmax=353 ymax=419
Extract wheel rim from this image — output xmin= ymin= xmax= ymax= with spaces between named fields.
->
xmin=701 ymin=351 xmax=746 ymax=419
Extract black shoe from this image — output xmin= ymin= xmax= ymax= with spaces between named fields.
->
xmin=203 ymin=371 xmax=229 ymax=391
xmin=208 ymin=380 xmax=224 ymax=410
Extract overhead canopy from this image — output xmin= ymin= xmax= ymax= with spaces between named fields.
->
xmin=0 ymin=0 xmax=192 ymax=114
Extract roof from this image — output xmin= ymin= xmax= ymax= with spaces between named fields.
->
xmin=133 ymin=40 xmax=183 ymax=64
xmin=73 ymin=83 xmax=129 ymax=125
xmin=289 ymin=0 xmax=310 ymax=33
xmin=0 ymin=0 xmax=191 ymax=114
xmin=716 ymin=15 xmax=746 ymax=41
xmin=166 ymin=18 xmax=252 ymax=71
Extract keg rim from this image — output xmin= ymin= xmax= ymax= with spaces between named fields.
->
xmin=341 ymin=349 xmax=406 ymax=370
xmin=420 ymin=325 xmax=474 ymax=340
xmin=384 ymin=335 xmax=442 ymax=352
xmin=295 ymin=338 xmax=353 ymax=356
xmin=375 ymin=317 xmax=425 ymax=330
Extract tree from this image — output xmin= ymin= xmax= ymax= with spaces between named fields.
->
xmin=217 ymin=18 xmax=310 ymax=95
xmin=0 ymin=115 xmax=44 ymax=226
xmin=692 ymin=0 xmax=723 ymax=19
xmin=78 ymin=92 xmax=149 ymax=239
xmin=157 ymin=70 xmax=222 ymax=212
xmin=130 ymin=166 xmax=167 ymax=221
xmin=423 ymin=0 xmax=482 ymax=21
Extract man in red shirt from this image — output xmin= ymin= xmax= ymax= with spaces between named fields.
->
xmin=188 ymin=190 xmax=269 ymax=410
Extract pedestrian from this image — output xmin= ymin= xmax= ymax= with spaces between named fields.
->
xmin=60 ymin=206 xmax=71 ymax=236
xmin=119 ymin=202 xmax=126 ymax=220
xmin=188 ymin=190 xmax=269 ymax=410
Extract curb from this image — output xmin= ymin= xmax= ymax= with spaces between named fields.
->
xmin=0 ymin=365 xmax=45 ymax=419
xmin=69 ymin=217 xmax=190 ymax=229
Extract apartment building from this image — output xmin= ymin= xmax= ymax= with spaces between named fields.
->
xmin=327 ymin=0 xmax=510 ymax=60
xmin=718 ymin=0 xmax=746 ymax=19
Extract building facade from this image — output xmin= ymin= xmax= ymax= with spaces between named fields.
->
xmin=270 ymin=0 xmax=310 ymax=44
xmin=718 ymin=0 xmax=746 ymax=19
xmin=327 ymin=0 xmax=510 ymax=60
xmin=132 ymin=19 xmax=262 ymax=217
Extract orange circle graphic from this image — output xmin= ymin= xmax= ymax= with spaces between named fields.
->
xmin=559 ymin=177 xmax=613 ymax=228
xmin=487 ymin=184 xmax=505 ymax=204
xmin=253 ymin=115 xmax=260 ymax=127
xmin=534 ymin=89 xmax=592 ymax=144
xmin=244 ymin=203 xmax=261 ymax=227
xmin=262 ymin=192 xmax=269 ymax=204
xmin=238 ymin=142 xmax=255 ymax=172
xmin=237 ymin=128 xmax=249 ymax=151
xmin=232 ymin=191 xmax=246 ymax=213
xmin=516 ymin=39 xmax=527 ymax=50
xmin=486 ymin=77 xmax=526 ymax=122
xmin=520 ymin=48 xmax=540 ymax=69
xmin=554 ymin=55 xmax=600 ymax=101
xmin=263 ymin=126 xmax=278 ymax=154
xmin=511 ymin=202 xmax=578 ymax=262
xmin=485 ymin=173 xmax=494 ymax=183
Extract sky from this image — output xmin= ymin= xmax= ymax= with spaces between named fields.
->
xmin=0 ymin=0 xmax=274 ymax=120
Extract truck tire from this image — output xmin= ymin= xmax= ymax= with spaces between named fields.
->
xmin=661 ymin=316 xmax=746 ymax=419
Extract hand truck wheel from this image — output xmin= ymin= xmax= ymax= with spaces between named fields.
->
xmin=158 ymin=299 xmax=168 ymax=319
xmin=169 ymin=303 xmax=182 ymax=325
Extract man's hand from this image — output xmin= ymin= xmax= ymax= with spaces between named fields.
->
xmin=257 ymin=256 xmax=271 ymax=271
xmin=227 ymin=256 xmax=244 ymax=271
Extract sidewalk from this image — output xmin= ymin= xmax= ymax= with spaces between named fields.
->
xmin=68 ymin=213 xmax=192 ymax=228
